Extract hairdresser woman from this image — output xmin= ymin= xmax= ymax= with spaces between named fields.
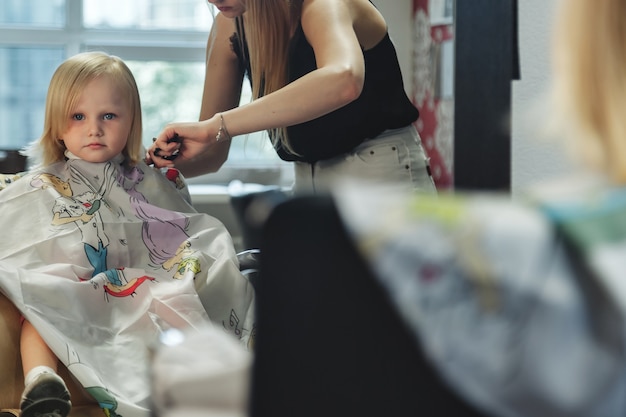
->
xmin=148 ymin=0 xmax=436 ymax=195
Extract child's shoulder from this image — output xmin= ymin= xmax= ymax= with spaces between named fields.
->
xmin=0 ymin=163 xmax=65 ymax=195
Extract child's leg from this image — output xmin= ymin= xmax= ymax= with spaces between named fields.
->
xmin=19 ymin=319 xmax=71 ymax=417
xmin=20 ymin=320 xmax=58 ymax=376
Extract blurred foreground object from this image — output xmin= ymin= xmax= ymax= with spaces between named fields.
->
xmin=151 ymin=326 xmax=252 ymax=417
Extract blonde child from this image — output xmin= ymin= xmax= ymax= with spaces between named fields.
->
xmin=1 ymin=51 xmax=254 ymax=417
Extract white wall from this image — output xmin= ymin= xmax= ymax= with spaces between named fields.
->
xmin=511 ymin=0 xmax=575 ymax=194
xmin=371 ymin=0 xmax=413 ymax=95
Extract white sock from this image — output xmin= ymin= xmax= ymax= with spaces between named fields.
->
xmin=24 ymin=366 xmax=56 ymax=387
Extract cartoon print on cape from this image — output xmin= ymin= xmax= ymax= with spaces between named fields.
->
xmin=0 ymin=155 xmax=255 ymax=417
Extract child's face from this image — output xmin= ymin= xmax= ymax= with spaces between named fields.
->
xmin=61 ymin=75 xmax=132 ymax=163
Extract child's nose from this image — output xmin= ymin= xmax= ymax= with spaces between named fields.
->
xmin=88 ymin=121 xmax=103 ymax=137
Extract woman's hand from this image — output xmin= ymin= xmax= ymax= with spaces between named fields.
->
xmin=146 ymin=118 xmax=219 ymax=168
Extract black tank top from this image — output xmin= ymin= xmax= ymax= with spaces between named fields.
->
xmin=231 ymin=20 xmax=419 ymax=163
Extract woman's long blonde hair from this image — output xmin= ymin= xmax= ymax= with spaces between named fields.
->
xmin=550 ymin=0 xmax=626 ymax=183
xmin=39 ymin=51 xmax=143 ymax=166
xmin=241 ymin=0 xmax=302 ymax=152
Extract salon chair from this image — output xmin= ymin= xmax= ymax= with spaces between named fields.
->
xmin=0 ymin=149 xmax=27 ymax=174
xmin=229 ymin=185 xmax=288 ymax=290
xmin=229 ymin=185 xmax=288 ymax=251
xmin=248 ymin=194 xmax=490 ymax=417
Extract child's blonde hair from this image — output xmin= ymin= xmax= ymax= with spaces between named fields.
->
xmin=550 ymin=0 xmax=626 ymax=183
xmin=39 ymin=51 xmax=143 ymax=166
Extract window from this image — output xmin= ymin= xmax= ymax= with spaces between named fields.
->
xmin=0 ymin=0 xmax=292 ymax=187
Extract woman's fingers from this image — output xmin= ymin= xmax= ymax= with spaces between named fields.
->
xmin=150 ymin=130 xmax=181 ymax=157
xmin=146 ymin=132 xmax=180 ymax=167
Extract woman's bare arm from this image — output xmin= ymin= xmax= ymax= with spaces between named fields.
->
xmin=170 ymin=13 xmax=245 ymax=177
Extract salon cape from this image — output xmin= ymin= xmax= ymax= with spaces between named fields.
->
xmin=0 ymin=152 xmax=255 ymax=417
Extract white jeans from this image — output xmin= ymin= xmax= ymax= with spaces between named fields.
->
xmin=293 ymin=126 xmax=436 ymax=195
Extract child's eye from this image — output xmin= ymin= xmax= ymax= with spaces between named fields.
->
xmin=72 ymin=114 xmax=85 ymax=121
xmin=103 ymin=113 xmax=116 ymax=120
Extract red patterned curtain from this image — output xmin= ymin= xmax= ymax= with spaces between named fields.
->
xmin=412 ymin=0 xmax=454 ymax=189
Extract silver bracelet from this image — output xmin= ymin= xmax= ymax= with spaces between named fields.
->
xmin=215 ymin=113 xmax=231 ymax=143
